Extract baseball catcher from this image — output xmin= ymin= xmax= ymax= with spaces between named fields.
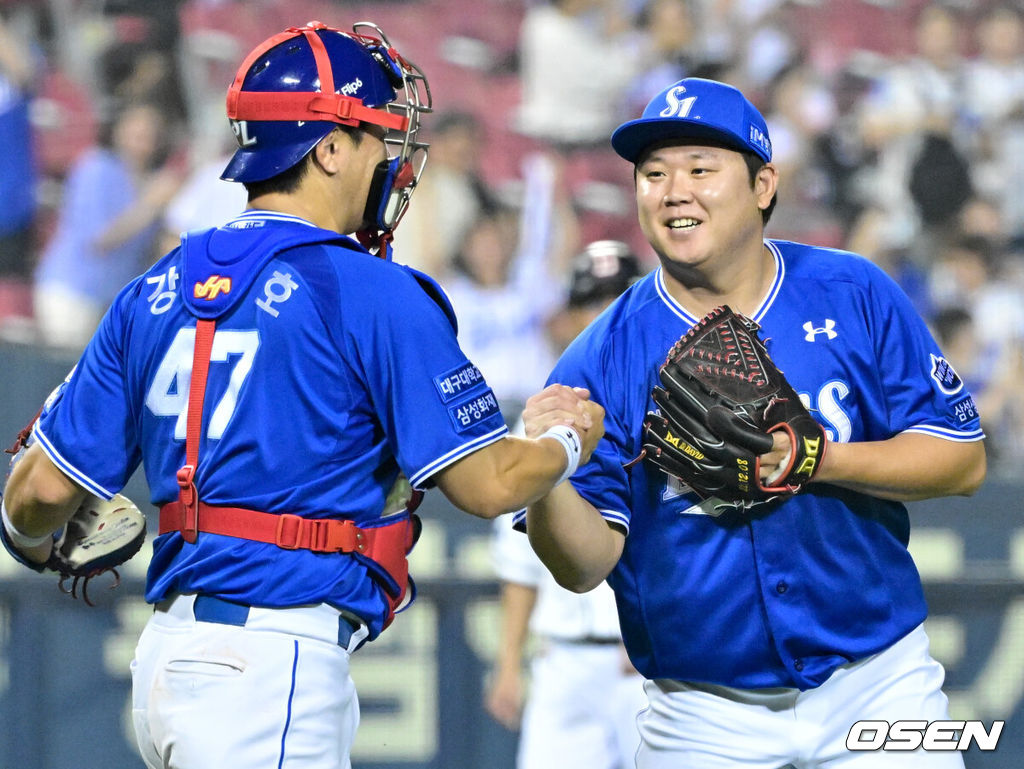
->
xmin=639 ymin=305 xmax=827 ymax=509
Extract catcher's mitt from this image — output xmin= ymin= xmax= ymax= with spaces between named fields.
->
xmin=639 ymin=305 xmax=826 ymax=510
xmin=3 ymin=414 xmax=146 ymax=604
xmin=48 ymin=494 xmax=147 ymax=605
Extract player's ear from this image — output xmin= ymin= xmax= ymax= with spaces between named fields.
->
xmin=754 ymin=163 xmax=778 ymax=211
xmin=312 ymin=128 xmax=348 ymax=175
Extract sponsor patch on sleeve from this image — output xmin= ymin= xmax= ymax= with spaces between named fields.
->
xmin=929 ymin=354 xmax=964 ymax=395
xmin=448 ymin=389 xmax=502 ymax=433
xmin=952 ymin=394 xmax=979 ymax=425
xmin=434 ymin=363 xmax=487 ymax=403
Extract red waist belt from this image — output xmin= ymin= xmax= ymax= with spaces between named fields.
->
xmin=158 ymin=501 xmax=419 ymax=626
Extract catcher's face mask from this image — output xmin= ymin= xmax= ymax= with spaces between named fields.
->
xmin=222 ymin=21 xmax=432 ymax=250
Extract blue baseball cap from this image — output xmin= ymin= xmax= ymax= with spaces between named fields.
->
xmin=611 ymin=78 xmax=772 ymax=164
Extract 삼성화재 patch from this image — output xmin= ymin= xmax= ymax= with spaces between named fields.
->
xmin=447 ymin=390 xmax=501 ymax=433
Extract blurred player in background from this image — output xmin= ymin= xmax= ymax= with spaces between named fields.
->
xmin=1 ymin=21 xmax=604 ymax=769
xmin=521 ymin=77 xmax=986 ymax=768
xmin=486 ymin=240 xmax=646 ymax=769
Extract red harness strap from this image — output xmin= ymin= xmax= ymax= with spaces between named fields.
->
xmin=167 ymin=317 xmax=418 ymax=624
xmin=175 ymin=319 xmax=216 ymax=543
xmin=158 ymin=502 xmax=418 ymax=596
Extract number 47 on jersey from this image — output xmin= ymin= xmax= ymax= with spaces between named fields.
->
xmin=145 ymin=327 xmax=260 ymax=440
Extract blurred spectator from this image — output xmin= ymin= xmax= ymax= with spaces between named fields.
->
xmin=159 ymin=153 xmax=248 ymax=254
xmin=958 ymin=194 xmax=1012 ymax=248
xmin=514 ymin=0 xmax=639 ymax=149
xmin=962 ymin=2 xmax=1024 ymax=243
xmin=696 ymin=0 xmax=797 ymax=91
xmin=761 ymin=58 xmax=840 ymax=244
xmin=624 ymin=0 xmax=700 ymax=117
xmin=961 ymin=3 xmax=1024 ymax=132
xmin=855 ymin=3 xmax=972 ymax=259
xmin=96 ymin=1 xmax=187 ymax=118
xmin=392 ymin=110 xmax=495 ymax=276
xmin=932 ymin=305 xmax=1024 ymax=474
xmin=33 ymin=101 xmax=182 ymax=350
xmin=928 ymin=235 xmax=1024 ymax=349
xmin=0 ymin=11 xmax=40 ymax=321
xmin=442 ymin=153 xmax=579 ymax=416
xmin=812 ymin=60 xmax=877 ymax=243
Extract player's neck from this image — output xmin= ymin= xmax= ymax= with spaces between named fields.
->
xmin=245 ymin=193 xmax=328 ymax=229
xmin=662 ymin=243 xmax=776 ymax=318
xmin=247 ymin=175 xmax=363 ymax=234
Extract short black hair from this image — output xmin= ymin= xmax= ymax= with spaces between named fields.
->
xmin=243 ymin=152 xmax=312 ymax=200
xmin=242 ymin=125 xmax=359 ymax=200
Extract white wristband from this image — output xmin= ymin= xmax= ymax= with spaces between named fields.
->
xmin=2 ymin=500 xmax=51 ymax=548
xmin=540 ymin=425 xmax=583 ymax=486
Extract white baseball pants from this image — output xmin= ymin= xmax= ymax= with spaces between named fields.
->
xmin=131 ymin=593 xmax=368 ymax=769
xmin=517 ymin=640 xmax=647 ymax=769
xmin=635 ymin=624 xmax=964 ymax=769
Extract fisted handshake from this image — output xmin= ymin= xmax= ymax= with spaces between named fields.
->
xmin=522 ymin=384 xmax=606 ymax=476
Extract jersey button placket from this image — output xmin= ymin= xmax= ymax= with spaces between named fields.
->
xmin=775 ymin=580 xmax=788 ymax=594
xmin=793 ymin=659 xmax=804 ymax=672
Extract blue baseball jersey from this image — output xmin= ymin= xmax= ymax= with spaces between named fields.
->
xmin=546 ymin=239 xmax=984 ymax=690
xmin=33 ymin=210 xmax=508 ymax=639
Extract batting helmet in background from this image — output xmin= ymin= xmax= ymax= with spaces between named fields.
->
xmin=221 ymin=21 xmax=432 ymax=240
xmin=567 ymin=240 xmax=642 ymax=308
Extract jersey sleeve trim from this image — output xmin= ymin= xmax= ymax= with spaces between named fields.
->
xmin=901 ymin=425 xmax=986 ymax=441
xmin=511 ymin=508 xmax=527 ymax=531
xmin=510 ymin=507 xmax=630 ymax=534
xmin=598 ymin=509 xmax=630 ymax=533
xmin=31 ymin=425 xmax=115 ymax=500
xmin=409 ymin=425 xmax=509 ymax=488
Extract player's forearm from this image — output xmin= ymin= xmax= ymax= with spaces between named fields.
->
xmin=814 ymin=432 xmax=986 ymax=501
xmin=4 ymin=444 xmax=87 ymax=536
xmin=527 ymin=482 xmax=623 ymax=593
xmin=436 ymin=435 xmax=573 ymax=519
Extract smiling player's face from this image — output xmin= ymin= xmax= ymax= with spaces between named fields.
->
xmin=634 ymin=143 xmax=775 ymax=277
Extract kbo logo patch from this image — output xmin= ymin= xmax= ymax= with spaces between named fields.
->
xmin=929 ymin=354 xmax=963 ymax=395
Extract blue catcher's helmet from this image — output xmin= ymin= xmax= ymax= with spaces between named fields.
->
xmin=221 ymin=21 xmax=432 ymax=243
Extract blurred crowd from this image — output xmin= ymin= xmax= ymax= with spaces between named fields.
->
xmin=1 ymin=0 xmax=1023 ymax=475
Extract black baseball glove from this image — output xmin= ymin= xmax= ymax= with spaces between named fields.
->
xmin=639 ymin=305 xmax=827 ymax=510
